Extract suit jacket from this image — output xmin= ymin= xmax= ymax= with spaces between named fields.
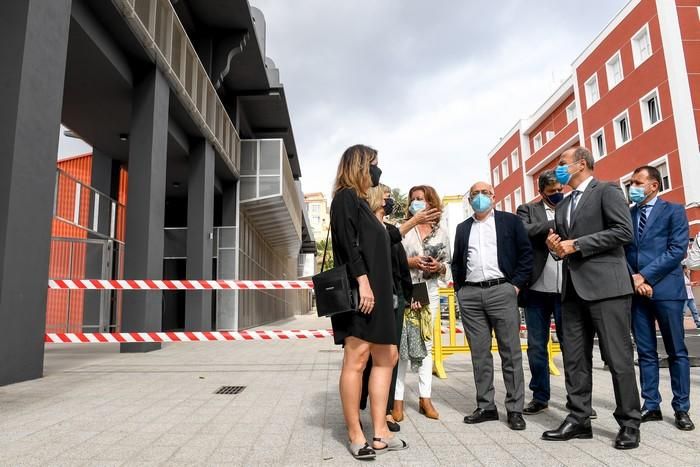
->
xmin=451 ymin=210 xmax=533 ymax=292
xmin=553 ymin=178 xmax=634 ymax=301
xmin=516 ymin=199 xmax=555 ymax=285
xmin=624 ymin=198 xmax=688 ymax=301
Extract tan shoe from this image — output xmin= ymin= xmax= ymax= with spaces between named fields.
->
xmin=391 ymin=400 xmax=404 ymax=422
xmin=419 ymin=397 xmax=439 ymax=419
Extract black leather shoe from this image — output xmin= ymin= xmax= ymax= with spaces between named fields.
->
xmin=523 ymin=400 xmax=548 ymax=415
xmin=675 ymin=412 xmax=695 ymax=431
xmin=464 ymin=408 xmax=499 ymax=424
xmin=507 ymin=412 xmax=526 ymax=430
xmin=387 ymin=420 xmax=401 ymax=432
xmin=590 ymin=408 xmax=597 ymax=420
xmin=542 ymin=420 xmax=592 ymax=441
xmin=614 ymin=426 xmax=640 ymax=450
xmin=641 ymin=409 xmax=663 ymax=422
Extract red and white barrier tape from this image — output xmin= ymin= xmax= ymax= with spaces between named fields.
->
xmin=45 ymin=329 xmax=333 ymax=343
xmin=48 ymin=279 xmax=313 ymax=290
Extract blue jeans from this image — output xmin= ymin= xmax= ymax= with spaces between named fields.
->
xmin=686 ymin=299 xmax=700 ymax=325
xmin=632 ymin=298 xmax=690 ymax=412
xmin=524 ymin=290 xmax=562 ymax=404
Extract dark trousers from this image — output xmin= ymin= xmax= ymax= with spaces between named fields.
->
xmin=632 ymin=297 xmax=690 ymax=412
xmin=360 ymin=298 xmax=405 ymax=412
xmin=524 ymin=290 xmax=562 ymax=403
xmin=562 ymin=279 xmax=640 ymax=428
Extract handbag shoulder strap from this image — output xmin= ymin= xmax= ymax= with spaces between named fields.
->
xmin=321 ymin=192 xmax=361 ymax=273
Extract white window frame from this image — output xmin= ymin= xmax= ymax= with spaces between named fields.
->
xmin=631 ymin=24 xmax=652 ymax=68
xmin=545 ymin=130 xmax=555 ymax=142
xmin=501 ymin=159 xmax=509 ymax=179
xmin=492 ymin=166 xmax=500 ymax=186
xmin=514 ymin=187 xmax=522 ymax=209
xmin=504 ymin=195 xmax=512 ymax=213
xmin=613 ymin=110 xmax=632 ymax=148
xmin=533 ymin=133 xmax=543 ymax=151
xmin=566 ymin=101 xmax=577 ymax=124
xmin=619 ymin=155 xmax=672 ymax=196
xmin=511 ymin=149 xmax=520 ymax=171
xmin=496 ymin=201 xmax=503 ymax=211
xmin=639 ymin=88 xmax=662 ymax=131
xmin=590 ymin=127 xmax=607 ymax=159
xmin=584 ymin=74 xmax=600 ymax=108
xmin=605 ymin=51 xmax=624 ymax=90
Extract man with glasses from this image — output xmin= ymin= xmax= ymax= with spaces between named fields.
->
xmin=451 ymin=181 xmax=533 ymax=431
xmin=543 ymin=147 xmax=641 ymax=449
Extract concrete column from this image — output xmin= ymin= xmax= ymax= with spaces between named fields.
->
xmin=185 ymin=140 xmax=215 ymax=330
xmin=217 ymin=182 xmax=239 ymax=329
xmin=121 ymin=68 xmax=169 ymax=353
xmin=0 ymin=0 xmax=72 ymax=385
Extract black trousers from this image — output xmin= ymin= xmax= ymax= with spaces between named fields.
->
xmin=562 ymin=277 xmax=641 ymax=428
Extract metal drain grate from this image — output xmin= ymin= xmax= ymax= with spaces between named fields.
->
xmin=214 ymin=385 xmax=246 ymax=395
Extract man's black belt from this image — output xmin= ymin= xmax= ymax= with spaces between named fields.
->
xmin=465 ymin=278 xmax=508 ymax=288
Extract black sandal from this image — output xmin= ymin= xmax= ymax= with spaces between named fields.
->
xmin=348 ymin=441 xmax=376 ymax=460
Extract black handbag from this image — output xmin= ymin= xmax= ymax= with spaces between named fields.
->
xmin=312 ymin=210 xmax=359 ymax=317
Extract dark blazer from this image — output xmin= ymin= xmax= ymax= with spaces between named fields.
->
xmin=624 ymin=198 xmax=688 ymax=301
xmin=451 ymin=210 xmax=533 ymax=292
xmin=516 ymin=199 xmax=555 ymax=285
xmin=386 ymin=223 xmax=413 ymax=303
xmin=553 ymin=178 xmax=634 ymax=301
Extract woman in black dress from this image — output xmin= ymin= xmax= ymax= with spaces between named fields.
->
xmin=330 ymin=145 xmax=407 ymax=459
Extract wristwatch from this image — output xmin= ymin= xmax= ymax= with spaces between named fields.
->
xmin=573 ymin=239 xmax=581 ymax=252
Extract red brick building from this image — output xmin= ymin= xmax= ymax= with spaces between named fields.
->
xmin=489 ymin=0 xmax=700 ymax=238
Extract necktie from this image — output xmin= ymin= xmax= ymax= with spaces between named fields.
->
xmin=638 ymin=205 xmax=648 ymax=238
xmin=568 ymin=190 xmax=581 ymax=226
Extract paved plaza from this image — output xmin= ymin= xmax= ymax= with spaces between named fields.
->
xmin=0 ymin=312 xmax=699 ymax=466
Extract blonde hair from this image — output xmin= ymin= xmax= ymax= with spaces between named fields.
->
xmin=332 ymin=144 xmax=378 ymax=198
xmin=367 ymin=186 xmax=384 ymax=212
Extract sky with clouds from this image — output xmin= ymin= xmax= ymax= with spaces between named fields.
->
xmin=251 ymin=0 xmax=628 ymax=198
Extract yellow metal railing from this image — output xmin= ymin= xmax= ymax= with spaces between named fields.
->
xmin=432 ymin=287 xmax=561 ymax=379
xmin=113 ymin=0 xmax=241 ymax=176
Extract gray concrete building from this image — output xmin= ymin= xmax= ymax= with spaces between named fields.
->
xmin=0 ymin=0 xmax=315 ymax=386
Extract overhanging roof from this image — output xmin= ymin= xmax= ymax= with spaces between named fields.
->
xmin=239 ymin=87 xmax=301 ymax=178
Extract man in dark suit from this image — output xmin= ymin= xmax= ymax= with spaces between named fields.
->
xmin=624 ymin=165 xmax=694 ymax=431
xmin=516 ymin=170 xmax=564 ymax=415
xmin=543 ymin=147 xmax=641 ymax=449
xmin=452 ymin=181 xmax=533 ymax=431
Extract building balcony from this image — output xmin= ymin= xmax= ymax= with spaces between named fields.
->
xmin=113 ymin=0 xmax=241 ymax=176
xmin=239 ymin=139 xmax=302 ymax=255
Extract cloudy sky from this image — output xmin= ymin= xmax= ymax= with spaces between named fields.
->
xmin=252 ymin=0 xmax=627 ymax=198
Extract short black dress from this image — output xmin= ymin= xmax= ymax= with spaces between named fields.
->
xmin=330 ymin=188 xmax=397 ymax=346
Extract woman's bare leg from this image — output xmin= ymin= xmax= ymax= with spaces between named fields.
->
xmin=340 ymin=336 xmax=371 ymax=445
xmin=368 ymin=343 xmax=399 ymax=447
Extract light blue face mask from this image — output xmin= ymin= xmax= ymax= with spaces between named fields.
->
xmin=470 ymin=194 xmax=492 ymax=213
xmin=628 ymin=186 xmax=647 ymax=204
xmin=409 ymin=200 xmax=426 ymax=215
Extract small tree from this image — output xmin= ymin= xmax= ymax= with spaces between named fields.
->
xmin=316 ymin=237 xmax=334 ymax=270
xmin=389 ymin=188 xmax=408 ymax=222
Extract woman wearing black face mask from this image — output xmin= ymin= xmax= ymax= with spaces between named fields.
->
xmin=330 ymin=145 xmax=407 ymax=459
xmin=359 ymin=185 xmax=413 ymax=432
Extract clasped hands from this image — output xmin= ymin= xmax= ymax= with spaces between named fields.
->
xmin=546 ymin=229 xmax=577 ymax=258
xmin=632 ymin=273 xmax=653 ymax=298
xmin=410 ymin=255 xmax=443 ymax=274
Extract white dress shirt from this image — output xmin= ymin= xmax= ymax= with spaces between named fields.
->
xmin=531 ymin=203 xmax=563 ymax=293
xmin=566 ymin=175 xmax=593 ymax=226
xmin=466 ymin=210 xmax=504 ymax=282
